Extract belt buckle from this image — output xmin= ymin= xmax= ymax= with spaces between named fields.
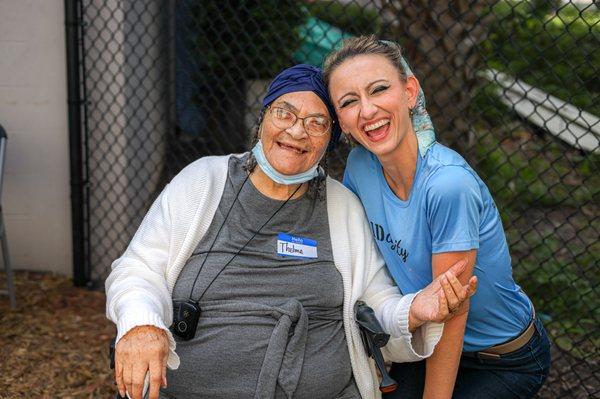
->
xmin=477 ymin=351 xmax=501 ymax=360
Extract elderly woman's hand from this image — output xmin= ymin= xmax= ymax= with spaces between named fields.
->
xmin=408 ymin=260 xmax=478 ymax=331
xmin=115 ymin=325 xmax=169 ymax=399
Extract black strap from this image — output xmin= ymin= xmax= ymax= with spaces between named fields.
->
xmin=187 ymin=174 xmax=303 ymax=302
xmin=187 ymin=173 xmax=250 ymax=299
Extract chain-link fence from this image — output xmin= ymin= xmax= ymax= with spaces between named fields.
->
xmin=72 ymin=0 xmax=598 ymax=397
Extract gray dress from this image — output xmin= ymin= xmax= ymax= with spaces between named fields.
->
xmin=160 ymin=155 xmax=360 ymax=399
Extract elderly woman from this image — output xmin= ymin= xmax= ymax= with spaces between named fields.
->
xmin=105 ymin=65 xmax=476 ymax=399
xmin=324 ymin=36 xmax=551 ymax=398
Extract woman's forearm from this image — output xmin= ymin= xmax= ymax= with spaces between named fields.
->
xmin=423 ymin=250 xmax=476 ymax=397
xmin=423 ymin=312 xmax=468 ymax=399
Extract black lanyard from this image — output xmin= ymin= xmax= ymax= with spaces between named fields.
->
xmin=186 ymin=173 xmax=303 ymax=303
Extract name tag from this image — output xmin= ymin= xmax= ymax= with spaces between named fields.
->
xmin=277 ymin=233 xmax=317 ymax=259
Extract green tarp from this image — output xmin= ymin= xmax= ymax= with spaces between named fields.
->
xmin=293 ymin=17 xmax=353 ymax=67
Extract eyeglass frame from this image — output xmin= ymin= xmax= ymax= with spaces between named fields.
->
xmin=265 ymin=105 xmax=333 ymax=137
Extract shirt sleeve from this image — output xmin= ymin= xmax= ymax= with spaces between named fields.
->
xmin=342 ymin=166 xmax=358 ymax=196
xmin=342 ymin=148 xmax=362 ymax=198
xmin=105 ymin=184 xmax=180 ymax=370
xmin=425 ymin=166 xmax=483 ymax=253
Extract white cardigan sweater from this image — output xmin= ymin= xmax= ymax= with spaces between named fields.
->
xmin=105 ymin=154 xmax=443 ymax=399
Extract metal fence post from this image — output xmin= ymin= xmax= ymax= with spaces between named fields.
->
xmin=65 ymin=0 xmax=88 ymax=287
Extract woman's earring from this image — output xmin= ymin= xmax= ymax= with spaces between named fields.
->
xmin=409 ymin=108 xmax=414 ymax=118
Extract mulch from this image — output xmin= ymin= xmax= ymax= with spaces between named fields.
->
xmin=0 ymin=271 xmax=115 ymax=398
xmin=0 ymin=271 xmax=594 ymax=398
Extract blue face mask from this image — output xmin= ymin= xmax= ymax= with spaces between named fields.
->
xmin=251 ymin=140 xmax=322 ymax=185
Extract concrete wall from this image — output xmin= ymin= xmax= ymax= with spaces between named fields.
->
xmin=0 ymin=0 xmax=72 ymax=276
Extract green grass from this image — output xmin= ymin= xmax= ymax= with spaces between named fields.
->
xmin=473 ymin=127 xmax=599 ymax=208
xmin=482 ymin=1 xmax=600 ymax=115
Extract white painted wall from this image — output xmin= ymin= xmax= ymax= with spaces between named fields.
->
xmin=0 ymin=0 xmax=72 ymax=276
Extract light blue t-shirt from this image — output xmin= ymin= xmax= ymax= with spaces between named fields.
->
xmin=343 ymin=144 xmax=533 ymax=352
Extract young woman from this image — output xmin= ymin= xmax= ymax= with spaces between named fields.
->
xmin=323 ymin=36 xmax=551 ymax=398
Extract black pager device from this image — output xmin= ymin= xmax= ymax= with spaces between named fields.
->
xmin=355 ymin=301 xmax=398 ymax=393
xmin=171 ymin=300 xmax=201 ymax=340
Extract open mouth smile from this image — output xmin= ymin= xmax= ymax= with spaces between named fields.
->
xmin=362 ymin=119 xmax=390 ymax=141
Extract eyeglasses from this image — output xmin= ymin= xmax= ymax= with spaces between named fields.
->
xmin=268 ymin=106 xmax=332 ymax=137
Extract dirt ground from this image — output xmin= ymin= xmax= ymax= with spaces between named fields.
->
xmin=0 ymin=271 xmax=595 ymax=398
xmin=0 ymin=272 xmax=114 ymax=398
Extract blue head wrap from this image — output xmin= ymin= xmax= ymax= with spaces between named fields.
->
xmin=261 ymin=64 xmax=341 ymax=151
